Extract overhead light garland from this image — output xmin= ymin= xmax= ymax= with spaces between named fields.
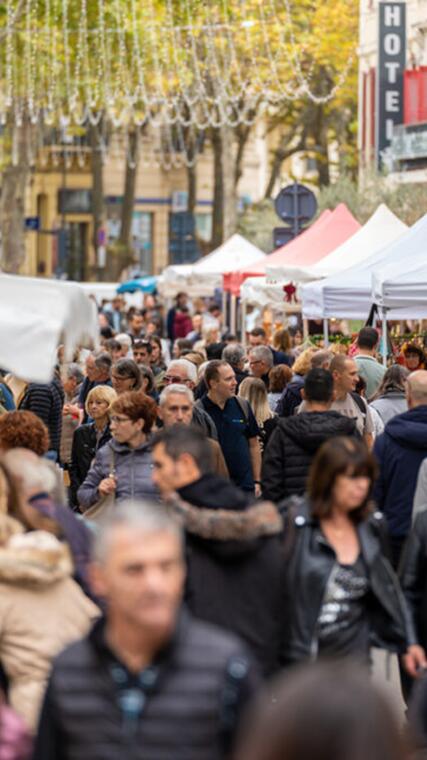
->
xmin=1 ymin=0 xmax=355 ymax=167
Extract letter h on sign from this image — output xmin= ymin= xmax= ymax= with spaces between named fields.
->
xmin=376 ymin=2 xmax=406 ymax=168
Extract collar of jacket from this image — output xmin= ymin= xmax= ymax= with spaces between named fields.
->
xmin=89 ymin=607 xmax=191 ymax=672
xmin=109 ymin=437 xmax=152 ymax=455
xmin=284 ymin=497 xmax=383 ymax=566
xmin=168 ymin=497 xmax=283 ymax=541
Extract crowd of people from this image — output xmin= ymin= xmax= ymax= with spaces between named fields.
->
xmin=2 ymin=291 xmax=427 ymax=758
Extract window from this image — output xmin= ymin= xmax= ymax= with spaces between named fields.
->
xmin=195 ymin=213 xmax=212 ymax=242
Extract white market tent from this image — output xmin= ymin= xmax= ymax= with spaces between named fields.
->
xmin=372 ymin=255 xmax=427 ymax=313
xmin=0 ymin=274 xmax=99 ymax=383
xmin=158 ymin=234 xmax=266 ymax=298
xmin=270 ymin=204 xmax=407 ymax=284
xmin=301 ymin=211 xmax=427 ymax=320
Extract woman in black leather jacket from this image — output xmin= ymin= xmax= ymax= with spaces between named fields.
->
xmin=281 ymin=436 xmax=422 ymax=672
xmin=69 ymin=385 xmax=117 ymax=508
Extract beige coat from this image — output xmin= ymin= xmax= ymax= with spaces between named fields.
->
xmin=0 ymin=519 xmax=98 ymax=731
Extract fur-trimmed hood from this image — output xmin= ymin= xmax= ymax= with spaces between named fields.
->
xmin=0 ymin=517 xmax=73 ymax=586
xmin=169 ymin=498 xmax=283 ymax=543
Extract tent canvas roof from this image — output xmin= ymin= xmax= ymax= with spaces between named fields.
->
xmin=158 ymin=234 xmax=266 ymax=298
xmin=274 ymin=204 xmax=407 ymax=283
xmin=224 ymin=205 xmax=360 ymax=296
xmin=302 ymin=211 xmax=427 ymax=319
xmin=0 ymin=274 xmax=99 ymax=382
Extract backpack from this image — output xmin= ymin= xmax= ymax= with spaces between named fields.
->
xmin=350 ymin=391 xmax=368 ymax=415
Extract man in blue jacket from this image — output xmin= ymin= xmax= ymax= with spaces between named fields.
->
xmin=373 ymin=370 xmax=427 ymax=568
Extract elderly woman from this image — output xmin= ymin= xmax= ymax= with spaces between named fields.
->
xmin=69 ymin=385 xmax=117 ymax=509
xmin=77 ymin=390 xmax=159 ymax=514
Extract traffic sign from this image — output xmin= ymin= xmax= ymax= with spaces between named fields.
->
xmin=24 ymin=216 xmax=40 ymax=231
xmin=274 ymin=183 xmax=317 ymax=226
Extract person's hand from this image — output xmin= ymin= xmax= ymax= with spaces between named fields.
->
xmin=254 ymin=483 xmax=262 ymax=498
xmin=98 ymin=477 xmax=117 ymax=496
xmin=403 ymin=645 xmax=427 ymax=678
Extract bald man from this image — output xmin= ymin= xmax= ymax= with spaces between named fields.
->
xmin=373 ymin=369 xmax=427 ymax=568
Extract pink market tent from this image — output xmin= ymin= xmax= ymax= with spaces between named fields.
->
xmin=223 ymin=205 xmax=360 ymax=296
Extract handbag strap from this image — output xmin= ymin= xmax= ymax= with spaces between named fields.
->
xmin=110 ymin=448 xmax=116 ymax=478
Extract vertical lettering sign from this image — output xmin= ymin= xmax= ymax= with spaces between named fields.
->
xmin=377 ymin=2 xmax=406 ymax=168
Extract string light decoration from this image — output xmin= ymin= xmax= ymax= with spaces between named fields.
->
xmin=0 ymin=0 xmax=355 ymax=166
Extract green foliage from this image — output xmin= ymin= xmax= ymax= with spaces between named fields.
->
xmin=317 ymin=172 xmax=427 ymax=225
xmin=237 ymin=199 xmax=278 ymax=253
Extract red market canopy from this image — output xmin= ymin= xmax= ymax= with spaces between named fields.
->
xmin=223 ymin=204 xmax=361 ymax=296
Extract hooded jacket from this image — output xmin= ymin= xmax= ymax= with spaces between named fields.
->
xmin=170 ymin=475 xmax=285 ymax=676
xmin=77 ymin=438 xmax=158 ymax=510
xmin=275 ymin=374 xmax=304 ymax=417
xmin=0 ymin=517 xmax=98 ymax=730
xmin=373 ymin=405 xmax=427 ymax=538
xmin=261 ymin=411 xmax=358 ymax=503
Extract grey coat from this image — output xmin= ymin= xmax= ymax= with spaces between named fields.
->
xmin=77 ymin=438 xmax=158 ymax=510
xmin=369 ymin=391 xmax=407 ymax=426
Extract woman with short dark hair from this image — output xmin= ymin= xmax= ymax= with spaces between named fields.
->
xmin=77 ymin=391 xmax=159 ymax=511
xmin=280 ymin=436 xmax=423 ymax=672
xmin=111 ymin=359 xmax=141 ymax=395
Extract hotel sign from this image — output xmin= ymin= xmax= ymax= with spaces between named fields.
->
xmin=377 ymin=2 xmax=406 ymax=168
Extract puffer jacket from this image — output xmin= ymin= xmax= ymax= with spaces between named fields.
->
xmin=280 ymin=499 xmax=414 ymax=665
xmin=0 ymin=516 xmax=98 ymax=731
xmin=33 ymin=612 xmax=259 ymax=760
xmin=261 ymin=411 xmax=358 ymax=503
xmin=373 ymin=405 xmax=427 ymax=538
xmin=77 ymin=438 xmax=158 ymax=510
xmin=170 ymin=484 xmax=285 ymax=676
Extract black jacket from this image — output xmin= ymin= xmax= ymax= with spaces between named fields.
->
xmin=280 ymin=499 xmax=414 ymax=665
xmin=69 ymin=423 xmax=111 ymax=507
xmin=19 ymin=376 xmax=64 ymax=455
xmin=172 ymin=474 xmax=285 ymax=676
xmin=276 ymin=374 xmax=305 ymax=416
xmin=261 ymin=411 xmax=358 ymax=503
xmin=399 ymin=510 xmax=427 ymax=649
xmin=33 ymin=612 xmax=258 ymax=760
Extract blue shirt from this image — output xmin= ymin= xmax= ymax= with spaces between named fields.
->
xmin=201 ymin=395 xmax=259 ymax=491
xmin=0 ymin=383 xmax=15 ymax=411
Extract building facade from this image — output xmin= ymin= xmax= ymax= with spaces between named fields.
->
xmin=21 ymin=122 xmax=268 ymax=280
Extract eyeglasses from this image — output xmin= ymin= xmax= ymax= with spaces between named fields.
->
xmin=111 ymin=415 xmax=131 ymax=424
xmin=164 ymin=375 xmax=187 ymax=384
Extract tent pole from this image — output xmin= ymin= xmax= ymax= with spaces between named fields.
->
xmin=230 ymin=295 xmax=237 ymax=335
xmin=323 ymin=318 xmax=329 ymax=348
xmin=303 ymin=318 xmax=309 ymax=340
xmin=381 ymin=307 xmax=387 ymax=367
xmin=241 ymin=301 xmax=247 ymax=345
xmin=222 ymin=289 xmax=227 ymax=329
